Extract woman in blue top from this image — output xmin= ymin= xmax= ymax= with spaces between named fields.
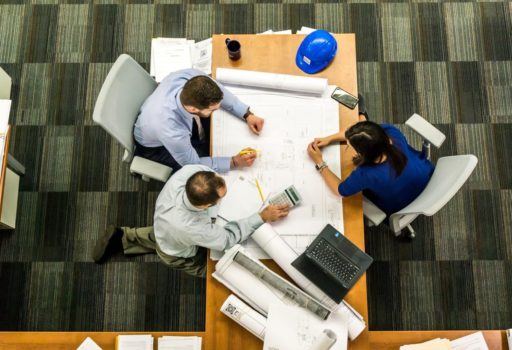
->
xmin=307 ymin=113 xmax=434 ymax=238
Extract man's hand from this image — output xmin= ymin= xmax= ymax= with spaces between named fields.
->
xmin=246 ymin=114 xmax=264 ymax=135
xmin=259 ymin=204 xmax=289 ymax=223
xmin=231 ymin=148 xmax=257 ymax=168
xmin=307 ymin=142 xmax=324 ymax=164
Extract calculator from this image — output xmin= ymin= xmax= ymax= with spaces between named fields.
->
xmin=268 ymin=185 xmax=303 ymax=207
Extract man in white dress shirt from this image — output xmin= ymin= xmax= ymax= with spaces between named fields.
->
xmin=93 ymin=164 xmax=289 ymax=277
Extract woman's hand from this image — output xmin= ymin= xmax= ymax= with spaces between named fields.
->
xmin=313 ymin=136 xmax=331 ymax=148
xmin=307 ymin=142 xmax=324 ymax=164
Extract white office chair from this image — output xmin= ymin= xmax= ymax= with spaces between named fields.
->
xmin=0 ymin=66 xmax=12 ymax=99
xmin=363 ymin=114 xmax=478 ymax=237
xmin=93 ymin=54 xmax=172 ymax=182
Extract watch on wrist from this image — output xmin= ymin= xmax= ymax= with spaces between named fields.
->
xmin=243 ymin=109 xmax=252 ymax=120
xmin=315 ymin=161 xmax=327 ymax=172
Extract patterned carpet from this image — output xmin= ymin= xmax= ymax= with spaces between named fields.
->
xmin=0 ymin=0 xmax=510 ymax=332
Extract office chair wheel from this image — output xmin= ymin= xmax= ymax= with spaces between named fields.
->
xmin=396 ymin=225 xmax=415 ymax=242
xmin=406 ymin=225 xmax=416 ymax=238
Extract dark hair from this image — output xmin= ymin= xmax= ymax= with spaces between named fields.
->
xmin=185 ymin=171 xmax=226 ymax=206
xmin=345 ymin=121 xmax=407 ymax=177
xmin=180 ymin=76 xmax=224 ymax=109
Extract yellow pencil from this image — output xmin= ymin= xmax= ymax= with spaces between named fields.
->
xmin=239 ymin=149 xmax=261 ymax=155
xmin=255 ymin=178 xmax=264 ymax=202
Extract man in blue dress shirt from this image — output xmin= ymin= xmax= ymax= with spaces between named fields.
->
xmin=134 ymin=68 xmax=265 ymax=173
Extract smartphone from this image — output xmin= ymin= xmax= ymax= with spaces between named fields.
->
xmin=331 ymin=87 xmax=358 ymax=109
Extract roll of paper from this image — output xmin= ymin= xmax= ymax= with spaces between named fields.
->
xmin=216 ymin=68 xmax=328 ymax=95
xmin=308 ymin=329 xmax=337 ymax=350
xmin=251 ymin=223 xmax=366 ymax=340
xmin=233 ymin=251 xmax=331 ymax=320
xmin=221 ymin=294 xmax=267 ymax=340
xmin=216 ymin=245 xmax=288 ymax=315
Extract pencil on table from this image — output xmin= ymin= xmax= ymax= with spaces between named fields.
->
xmin=255 ymin=178 xmax=264 ymax=202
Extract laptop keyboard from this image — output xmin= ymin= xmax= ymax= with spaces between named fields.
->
xmin=306 ymin=238 xmax=360 ymax=286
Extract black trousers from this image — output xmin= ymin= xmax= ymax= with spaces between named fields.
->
xmin=134 ymin=117 xmax=211 ymax=172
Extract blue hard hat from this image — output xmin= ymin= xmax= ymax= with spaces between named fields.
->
xmin=296 ymin=30 xmax=337 ymax=74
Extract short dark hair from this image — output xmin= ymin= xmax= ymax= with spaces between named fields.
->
xmin=185 ymin=171 xmax=226 ymax=206
xmin=180 ymin=76 xmax=224 ymax=109
xmin=345 ymin=121 xmax=407 ymax=177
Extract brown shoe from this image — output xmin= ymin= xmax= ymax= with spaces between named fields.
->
xmin=93 ymin=226 xmax=124 ymax=263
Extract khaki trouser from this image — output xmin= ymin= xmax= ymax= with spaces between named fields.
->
xmin=121 ymin=226 xmax=207 ymax=278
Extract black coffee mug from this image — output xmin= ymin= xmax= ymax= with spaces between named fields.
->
xmin=225 ymin=38 xmax=241 ymax=60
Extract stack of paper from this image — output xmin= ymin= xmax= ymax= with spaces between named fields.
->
xmin=116 ymin=335 xmax=153 ymax=350
xmin=451 ymin=332 xmax=489 ymax=350
xmin=158 ymin=336 xmax=202 ymax=350
xmin=400 ymin=331 xmax=490 ymax=350
xmin=257 ymin=29 xmax=292 ymax=35
xmin=150 ymin=37 xmax=212 ymax=82
xmin=400 ymin=338 xmax=451 ymax=350
xmin=296 ymin=26 xmax=316 ymax=35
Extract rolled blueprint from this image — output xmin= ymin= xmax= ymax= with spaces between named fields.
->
xmin=233 ymin=251 xmax=331 ymax=320
xmin=308 ymin=329 xmax=337 ymax=350
xmin=216 ymin=68 xmax=328 ymax=95
xmin=251 ymin=223 xmax=366 ymax=340
xmin=221 ymin=294 xmax=267 ymax=340
xmin=215 ymin=246 xmax=288 ymax=314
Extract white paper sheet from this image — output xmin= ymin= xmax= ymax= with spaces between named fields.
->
xmin=400 ymin=338 xmax=451 ymax=350
xmin=151 ymin=37 xmax=212 ymax=82
xmin=158 ymin=336 xmax=202 ymax=350
xmin=77 ymin=337 xmax=102 ymax=350
xmin=212 ymin=83 xmax=343 ymax=244
xmin=217 ymin=174 xmax=266 ymax=222
xmin=151 ymin=38 xmax=193 ymax=82
xmin=309 ymin=330 xmax=338 ymax=350
xmin=296 ymin=26 xmax=317 ymax=35
xmin=263 ymin=303 xmax=347 ymax=350
xmin=116 ymin=335 xmax=153 ymax=350
xmin=192 ymin=38 xmax=212 ymax=75
xmin=216 ymin=68 xmax=328 ymax=95
xmin=450 ymin=331 xmax=489 ymax=350
xmin=221 ymin=294 xmax=267 ymax=340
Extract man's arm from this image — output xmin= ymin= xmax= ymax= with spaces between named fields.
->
xmin=215 ymin=80 xmax=250 ymax=120
xmin=188 ymin=205 xmax=289 ymax=252
xmin=192 ymin=213 xmax=264 ymax=252
xmin=162 ymin=133 xmax=232 ymax=173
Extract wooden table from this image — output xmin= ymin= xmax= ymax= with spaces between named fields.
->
xmin=0 ymin=34 xmax=507 ymax=350
xmin=204 ymin=33 xmax=365 ymax=350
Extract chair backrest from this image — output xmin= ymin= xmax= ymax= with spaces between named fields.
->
xmin=390 ymin=155 xmax=478 ymax=232
xmin=0 ymin=66 xmax=12 ymax=99
xmin=92 ymin=54 xmax=157 ymax=159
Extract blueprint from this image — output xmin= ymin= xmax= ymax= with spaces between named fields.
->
xmin=212 ymin=79 xmax=344 ymax=257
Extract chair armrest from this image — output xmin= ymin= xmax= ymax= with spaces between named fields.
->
xmin=405 ymin=113 xmax=446 ymax=148
xmin=130 ymin=156 xmax=172 ymax=183
xmin=363 ymin=196 xmax=387 ymax=226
